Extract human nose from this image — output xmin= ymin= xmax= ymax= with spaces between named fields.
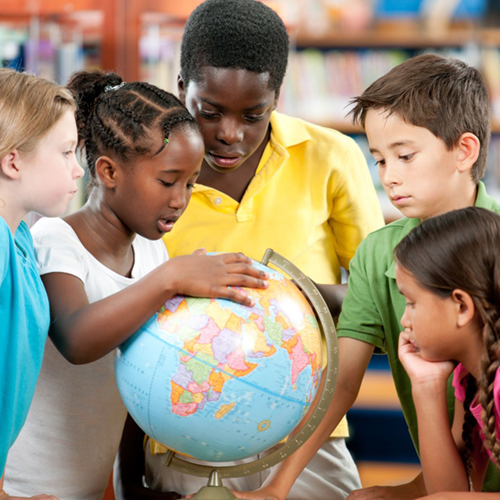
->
xmin=216 ymin=116 xmax=244 ymax=145
xmin=168 ymin=185 xmax=189 ymax=210
xmin=400 ymin=306 xmax=411 ymax=329
xmin=73 ymin=159 xmax=85 ymax=179
xmin=380 ymin=161 xmax=401 ymax=187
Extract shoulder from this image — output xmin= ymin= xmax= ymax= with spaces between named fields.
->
xmin=0 ymin=216 xmax=12 ymax=247
xmin=31 ymin=217 xmax=89 ymax=278
xmin=31 ymin=217 xmax=80 ymax=248
xmin=356 ymin=217 xmax=415 ymax=258
xmin=133 ymin=234 xmax=169 ymax=265
xmin=453 ymin=363 xmax=469 ymax=403
xmin=271 ymin=112 xmax=359 ymax=155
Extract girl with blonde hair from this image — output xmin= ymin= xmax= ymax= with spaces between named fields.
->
xmin=0 ymin=68 xmax=84 ymax=499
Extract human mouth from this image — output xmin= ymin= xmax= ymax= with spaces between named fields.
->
xmin=392 ymin=194 xmax=410 ymax=206
xmin=207 ymin=153 xmax=244 ymax=170
xmin=157 ymin=216 xmax=179 ymax=233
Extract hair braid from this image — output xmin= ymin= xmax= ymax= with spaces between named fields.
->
xmin=394 ymin=208 xmax=500 ymax=478
xmin=134 ymin=82 xmax=184 ymax=108
xmin=461 ymin=373 xmax=479 ymax=479
xmin=66 ymin=70 xmax=199 ymax=187
xmin=478 ymin=303 xmax=500 ymax=468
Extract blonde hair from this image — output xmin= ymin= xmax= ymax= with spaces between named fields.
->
xmin=0 ymin=69 xmax=75 ymax=160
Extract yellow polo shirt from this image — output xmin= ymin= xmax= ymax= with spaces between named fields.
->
xmin=161 ymin=111 xmax=384 ymax=439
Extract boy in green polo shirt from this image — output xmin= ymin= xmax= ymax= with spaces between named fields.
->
xmin=254 ymin=54 xmax=500 ymax=500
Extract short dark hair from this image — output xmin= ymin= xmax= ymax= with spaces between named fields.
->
xmin=349 ymin=54 xmax=491 ymax=184
xmin=67 ymin=70 xmax=198 ymax=186
xmin=180 ymin=0 xmax=289 ymax=92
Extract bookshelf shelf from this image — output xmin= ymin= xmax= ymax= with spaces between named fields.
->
xmin=294 ymin=25 xmax=479 ymax=49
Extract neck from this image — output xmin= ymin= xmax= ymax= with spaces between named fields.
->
xmin=0 ymin=181 xmax=29 ymax=233
xmin=66 ymin=190 xmax=136 ymax=260
xmin=457 ymin=330 xmax=484 ymax=381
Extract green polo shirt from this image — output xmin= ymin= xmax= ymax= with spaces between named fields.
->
xmin=337 ymin=181 xmax=500 ymax=490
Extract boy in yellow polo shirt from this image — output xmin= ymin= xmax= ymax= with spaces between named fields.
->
xmin=114 ymin=1 xmax=383 ymax=499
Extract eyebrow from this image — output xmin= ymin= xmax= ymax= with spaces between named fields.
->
xmin=161 ymin=170 xmax=201 ymax=176
xmin=201 ymin=97 xmax=270 ymax=112
xmin=369 ymin=140 xmax=416 ymax=155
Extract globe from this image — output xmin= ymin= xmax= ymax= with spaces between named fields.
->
xmin=115 ymin=256 xmax=324 ymax=464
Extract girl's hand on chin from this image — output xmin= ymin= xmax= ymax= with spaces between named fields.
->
xmin=398 ymin=331 xmax=454 ymax=391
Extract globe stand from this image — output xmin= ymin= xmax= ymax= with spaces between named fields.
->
xmin=161 ymin=248 xmax=339 ymax=500
xmin=191 ymin=470 xmax=238 ymax=500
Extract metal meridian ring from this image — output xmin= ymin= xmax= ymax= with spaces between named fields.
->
xmin=162 ymin=248 xmax=339 ymax=478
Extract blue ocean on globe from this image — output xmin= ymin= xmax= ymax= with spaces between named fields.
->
xmin=115 ymin=260 xmax=323 ymax=462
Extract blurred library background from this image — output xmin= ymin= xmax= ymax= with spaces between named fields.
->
xmin=3 ymin=0 xmax=500 ymax=493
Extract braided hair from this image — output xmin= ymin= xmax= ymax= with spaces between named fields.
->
xmin=66 ymin=70 xmax=198 ymax=186
xmin=394 ymin=206 xmax=500 ymax=473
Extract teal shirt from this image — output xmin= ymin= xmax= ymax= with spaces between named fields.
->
xmin=0 ymin=217 xmax=50 ymax=476
xmin=337 ymin=181 xmax=500 ymax=490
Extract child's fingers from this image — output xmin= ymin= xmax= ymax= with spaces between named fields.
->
xmin=226 ymin=273 xmax=269 ymax=290
xmin=225 ymin=263 xmax=269 ymax=281
xmin=218 ymin=286 xmax=255 ymax=307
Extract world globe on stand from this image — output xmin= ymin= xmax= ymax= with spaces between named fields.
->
xmin=115 ymin=256 xmax=324 ymax=464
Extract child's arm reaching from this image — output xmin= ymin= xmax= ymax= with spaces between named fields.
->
xmin=398 ymin=331 xmax=471 ymax=494
xmin=44 ymin=252 xmax=268 ymax=364
xmin=236 ymin=336 xmax=374 ymax=500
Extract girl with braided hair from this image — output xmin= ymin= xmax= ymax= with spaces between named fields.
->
xmin=395 ymin=206 xmax=500 ymax=499
xmin=3 ymin=70 xmax=268 ymax=500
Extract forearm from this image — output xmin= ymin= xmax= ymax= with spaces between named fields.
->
xmin=419 ymin=493 xmax=500 ymax=499
xmin=413 ymin=385 xmax=469 ymax=493
xmin=263 ymin=337 xmax=373 ymax=498
xmin=48 ymin=261 xmax=178 ymax=364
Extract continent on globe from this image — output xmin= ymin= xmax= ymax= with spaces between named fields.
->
xmin=115 ymin=259 xmax=323 ymax=463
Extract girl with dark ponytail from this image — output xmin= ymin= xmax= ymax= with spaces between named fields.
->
xmin=395 ymin=206 xmax=500 ymax=498
xmin=3 ymin=70 xmax=268 ymax=500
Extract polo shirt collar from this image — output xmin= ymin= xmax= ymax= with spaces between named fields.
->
xmin=385 ymin=218 xmax=420 ymax=279
xmin=269 ymin=111 xmax=311 ymax=148
xmin=192 ymin=111 xmax=311 ymax=196
xmin=384 ymin=182 xmax=487 ymax=280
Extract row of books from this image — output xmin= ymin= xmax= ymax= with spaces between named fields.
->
xmin=0 ymin=23 xmax=87 ymax=84
xmin=278 ymin=46 xmax=486 ymax=125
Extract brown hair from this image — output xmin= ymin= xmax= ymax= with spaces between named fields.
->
xmin=0 ymin=68 xmax=75 ymax=160
xmin=349 ymin=54 xmax=491 ymax=184
xmin=394 ymin=207 xmax=500 ymax=473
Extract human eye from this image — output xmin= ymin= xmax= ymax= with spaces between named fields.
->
xmin=244 ymin=114 xmax=265 ymax=123
xmin=399 ymin=153 xmax=415 ymax=162
xmin=374 ymin=158 xmax=385 ymax=167
xmin=158 ymin=179 xmax=174 ymax=187
xmin=200 ymin=110 xmax=219 ymax=120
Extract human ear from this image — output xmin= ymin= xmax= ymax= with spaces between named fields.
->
xmin=177 ymin=75 xmax=186 ymax=105
xmin=272 ymin=89 xmax=280 ymax=111
xmin=95 ymin=156 xmax=119 ymax=188
xmin=455 ymin=133 xmax=480 ymax=173
xmin=451 ymin=289 xmax=476 ymax=327
xmin=0 ymin=151 xmax=22 ymax=180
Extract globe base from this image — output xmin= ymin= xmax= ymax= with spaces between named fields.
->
xmin=191 ymin=470 xmax=240 ymax=500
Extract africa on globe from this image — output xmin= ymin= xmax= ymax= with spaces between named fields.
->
xmin=115 ymin=258 xmax=323 ymax=463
